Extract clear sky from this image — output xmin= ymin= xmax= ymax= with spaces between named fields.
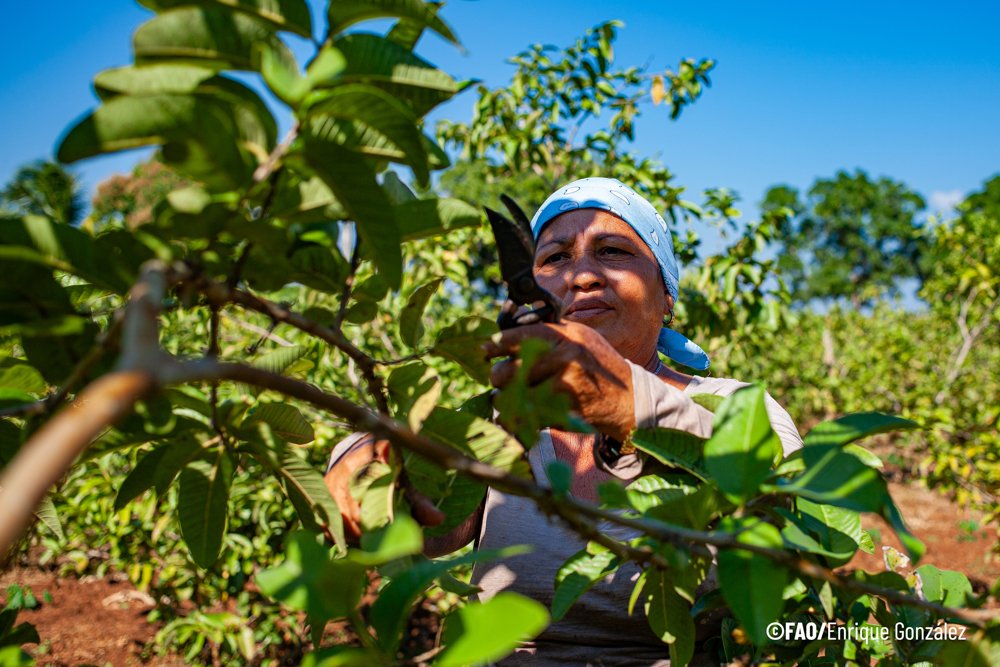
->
xmin=2 ymin=1 xmax=998 ymax=221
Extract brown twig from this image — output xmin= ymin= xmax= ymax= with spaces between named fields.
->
xmin=253 ymin=124 xmax=299 ymax=184
xmin=333 ymin=233 xmax=363 ymax=331
xmin=196 ymin=278 xmax=390 ymax=414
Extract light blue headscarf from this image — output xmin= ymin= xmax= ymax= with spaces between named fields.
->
xmin=530 ymin=177 xmax=710 ymax=371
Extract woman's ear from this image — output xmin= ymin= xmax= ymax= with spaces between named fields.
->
xmin=663 ymin=293 xmax=675 ymax=317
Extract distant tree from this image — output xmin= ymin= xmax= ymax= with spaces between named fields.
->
xmin=1 ymin=160 xmax=84 ymax=225
xmin=762 ymin=170 xmax=927 ymax=307
xmin=88 ymin=158 xmax=190 ymax=230
xmin=921 ymin=175 xmax=1000 ymax=400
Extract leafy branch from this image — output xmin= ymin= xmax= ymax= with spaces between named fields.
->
xmin=0 ymin=262 xmax=993 ymax=628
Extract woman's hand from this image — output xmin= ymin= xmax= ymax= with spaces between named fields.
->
xmin=324 ymin=436 xmax=444 ymax=542
xmin=483 ymin=321 xmax=636 ymax=441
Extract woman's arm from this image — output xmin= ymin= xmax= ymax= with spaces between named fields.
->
xmin=324 ymin=433 xmax=480 ymax=556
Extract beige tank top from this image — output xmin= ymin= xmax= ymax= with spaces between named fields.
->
xmin=469 ymin=375 xmax=801 ymax=665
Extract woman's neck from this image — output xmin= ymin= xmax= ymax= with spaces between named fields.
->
xmin=643 ymin=350 xmax=693 ymax=391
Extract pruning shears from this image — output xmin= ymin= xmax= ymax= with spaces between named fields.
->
xmin=484 ymin=195 xmax=562 ymax=330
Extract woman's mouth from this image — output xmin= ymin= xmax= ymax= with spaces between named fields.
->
xmin=564 ymin=298 xmax=613 ymax=320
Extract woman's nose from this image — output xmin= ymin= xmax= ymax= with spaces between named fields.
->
xmin=569 ymin=256 xmax=605 ymax=291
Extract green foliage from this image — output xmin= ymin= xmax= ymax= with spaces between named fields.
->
xmin=0 ymin=160 xmax=84 ymax=226
xmin=763 ymin=170 xmax=928 ymax=305
xmin=0 ymin=2 xmax=996 ymax=665
xmin=435 ymin=592 xmax=549 ymax=667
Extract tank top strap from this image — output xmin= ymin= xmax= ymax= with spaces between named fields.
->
xmin=527 ymin=430 xmax=557 ymax=486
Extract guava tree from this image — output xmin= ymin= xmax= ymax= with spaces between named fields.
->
xmin=0 ymin=1 xmax=997 ymax=665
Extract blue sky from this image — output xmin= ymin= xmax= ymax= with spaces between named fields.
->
xmin=2 ymin=1 xmax=998 ymax=222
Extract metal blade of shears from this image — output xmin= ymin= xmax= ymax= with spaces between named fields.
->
xmin=485 ymin=196 xmax=561 ymax=329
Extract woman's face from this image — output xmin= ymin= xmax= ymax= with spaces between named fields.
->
xmin=533 ymin=209 xmax=670 ymax=365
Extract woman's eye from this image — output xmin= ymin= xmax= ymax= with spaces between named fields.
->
xmin=540 ymin=252 xmax=568 ymax=265
xmin=600 ymin=246 xmax=630 ymax=257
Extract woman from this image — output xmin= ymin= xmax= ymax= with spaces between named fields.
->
xmin=326 ymin=177 xmax=802 ymax=664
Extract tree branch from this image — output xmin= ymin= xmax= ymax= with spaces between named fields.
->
xmin=1 ymin=262 xmax=994 ymax=627
xmin=196 ymin=277 xmax=390 ymax=414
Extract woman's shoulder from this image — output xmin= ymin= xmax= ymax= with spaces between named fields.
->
xmin=684 ymin=375 xmax=804 ymax=455
xmin=683 ymin=375 xmax=750 ymax=396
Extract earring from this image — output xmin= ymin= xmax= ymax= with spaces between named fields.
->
xmin=663 ymin=310 xmax=674 ymax=327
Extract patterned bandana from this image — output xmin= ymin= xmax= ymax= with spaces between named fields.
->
xmin=530 ymin=177 xmax=710 ymax=371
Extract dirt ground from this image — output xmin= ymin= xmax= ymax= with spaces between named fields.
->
xmin=2 ymin=481 xmax=997 ymax=666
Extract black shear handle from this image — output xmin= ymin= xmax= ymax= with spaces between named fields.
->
xmin=498 ymin=300 xmax=558 ymax=330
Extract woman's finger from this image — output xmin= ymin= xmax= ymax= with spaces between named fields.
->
xmin=490 ymin=358 xmax=520 ymax=388
xmin=481 ymin=322 xmax=564 ymax=360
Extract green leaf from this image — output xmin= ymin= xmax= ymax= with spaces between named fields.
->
xmin=915 ymin=565 xmax=972 ymax=608
xmin=716 ymin=517 xmax=788 ymax=645
xmin=382 ymin=171 xmax=417 ymax=204
xmin=243 ymin=402 xmax=314 ymax=444
xmin=133 ymin=7 xmax=294 ymax=71
xmin=690 ymin=393 xmax=723 ymax=412
xmin=270 ymin=173 xmax=346 ymax=223
xmin=252 ymin=345 xmax=310 ymax=375
xmin=328 ymin=0 xmax=458 ymax=45
xmin=0 ymin=359 xmax=46 ymax=395
xmin=881 ymin=497 xmax=925 ymax=562
xmin=245 ymin=432 xmax=345 ymax=550
xmin=257 ymin=531 xmax=366 ymax=625
xmin=334 ymin=33 xmax=458 ymax=116
xmin=0 ymin=215 xmax=126 ymax=293
xmin=301 ymin=140 xmax=402 ymax=288
xmin=436 ymin=593 xmax=549 ymax=667
xmin=395 ymin=197 xmax=481 ymax=241
xmin=817 ymin=581 xmax=835 ymax=619
xmin=775 ymin=442 xmax=887 ymax=513
xmin=631 ymin=428 xmax=707 ymax=480
xmin=353 ymin=515 xmax=423 ymax=566
xmin=551 ymin=545 xmax=619 ymax=621
xmin=628 ymin=568 xmax=648 ymax=616
xmin=138 ymin=0 xmax=313 ymax=37
xmin=776 ymin=500 xmax=862 ymax=566
xmin=304 ymin=84 xmax=429 ymax=183
xmin=804 ymin=412 xmax=917 ymax=448
xmin=115 ymin=445 xmax=171 ymax=510
xmin=94 ymin=63 xmax=217 ymax=98
xmin=153 ymin=436 xmax=205 ymax=494
xmin=370 ymin=546 xmax=526 ymax=654
xmin=546 ymin=461 xmax=572 ymax=497
xmin=431 ymin=316 xmax=498 ymax=385
xmin=387 ymin=362 xmax=441 ymax=432
xmin=936 ymin=630 xmax=1000 ymax=667
xmin=198 ymin=76 xmax=278 ymax=149
xmin=644 ymin=568 xmax=695 ymax=666
xmin=352 ymin=461 xmax=396 ymax=532
xmin=410 ymin=406 xmax=526 ymax=537
xmin=399 ymin=277 xmax=443 ymax=348
xmin=57 ymin=94 xmax=251 ymax=192
xmin=34 ymin=496 xmax=64 ymax=542
xmin=304 ymin=44 xmax=347 ymax=88
xmin=177 ymin=448 xmax=234 ymax=568
xmin=703 ymin=385 xmax=781 ymax=503
xmin=421 ymin=407 xmax=524 ymax=473
xmin=288 ymin=245 xmax=350 ymax=293
xmin=643 ymin=483 xmax=723 ymax=531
